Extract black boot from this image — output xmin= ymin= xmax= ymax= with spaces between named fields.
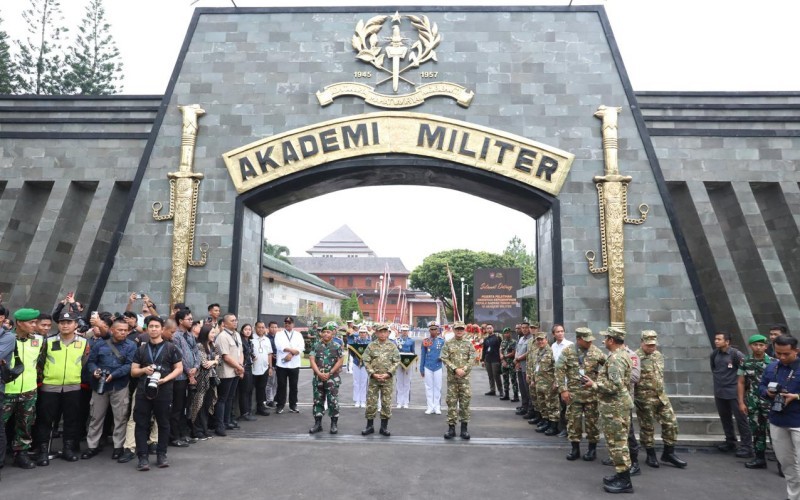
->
xmin=444 ymin=425 xmax=456 ymax=439
xmin=629 ymin=451 xmax=641 ymax=476
xmin=535 ymin=419 xmax=550 ymax=433
xmin=603 ymin=470 xmax=634 ymax=494
xmin=645 ymin=447 xmax=660 ymax=468
xmin=379 ymin=418 xmax=391 ymax=436
xmin=544 ymin=420 xmax=559 ymax=436
xmin=361 ymin=419 xmax=374 ymax=435
xmin=583 ymin=442 xmax=597 ymax=461
xmin=256 ymin=403 xmax=270 ymax=416
xmin=35 ymin=444 xmax=50 ymax=467
xmin=329 ymin=417 xmax=338 ymax=435
xmin=511 ymin=393 xmax=520 ymax=402
xmin=661 ymin=445 xmax=687 ymax=468
xmin=529 ymin=410 xmax=541 ymax=423
xmin=515 ymin=406 xmax=527 ymax=415
xmin=62 ymin=441 xmax=79 ymax=462
xmin=15 ymin=451 xmax=36 ymax=469
xmin=309 ymin=416 xmax=323 ymax=434
xmin=460 ymin=422 xmax=470 ymax=440
xmin=500 ymin=391 xmax=510 ymax=401
xmin=566 ymin=442 xmax=581 ymax=461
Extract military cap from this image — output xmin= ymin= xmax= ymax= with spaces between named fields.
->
xmin=428 ymin=321 xmax=440 ymax=328
xmin=748 ymin=334 xmax=768 ymax=345
xmin=531 ymin=321 xmax=540 ymax=328
xmin=358 ymin=325 xmax=369 ymax=333
xmin=375 ymin=323 xmax=390 ymax=332
xmin=453 ymin=321 xmax=466 ymax=330
xmin=400 ymin=324 xmax=410 ymax=331
xmin=535 ymin=331 xmax=547 ymax=339
xmin=13 ymin=308 xmax=40 ymax=322
xmin=321 ymin=321 xmax=337 ymax=332
xmin=346 ymin=319 xmax=354 ymax=323
xmin=601 ymin=326 xmax=626 ymax=340
xmin=57 ymin=310 xmax=79 ymax=322
xmin=575 ymin=327 xmax=594 ymax=341
xmin=502 ymin=327 xmax=512 ymax=334
xmin=283 ymin=316 xmax=294 ymax=323
xmin=640 ymin=330 xmax=658 ymax=345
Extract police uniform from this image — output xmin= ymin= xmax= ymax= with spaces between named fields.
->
xmin=361 ymin=324 xmax=400 ymax=436
xmin=420 ymin=321 xmax=446 ymax=414
xmin=394 ymin=325 xmax=415 ymax=409
xmin=349 ymin=326 xmax=371 ymax=407
xmin=309 ymin=323 xmax=344 ymax=434
xmin=441 ymin=322 xmax=476 ymax=439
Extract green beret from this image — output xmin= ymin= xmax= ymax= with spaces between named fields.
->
xmin=13 ymin=308 xmax=40 ymax=322
xmin=502 ymin=327 xmax=512 ymax=333
xmin=321 ymin=321 xmax=337 ymax=332
xmin=748 ymin=334 xmax=768 ymax=345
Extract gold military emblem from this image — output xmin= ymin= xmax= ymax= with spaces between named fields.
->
xmin=317 ymin=12 xmax=474 ymax=109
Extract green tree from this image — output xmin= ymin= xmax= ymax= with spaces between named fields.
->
xmin=0 ymin=14 xmax=17 ymax=94
xmin=16 ymin=0 xmax=69 ymax=94
xmin=503 ymin=236 xmax=538 ymax=321
xmin=409 ymin=249 xmax=508 ymax=322
xmin=63 ymin=0 xmax=123 ymax=94
xmin=263 ymin=238 xmax=291 ymax=263
xmin=340 ymin=292 xmax=363 ymax=323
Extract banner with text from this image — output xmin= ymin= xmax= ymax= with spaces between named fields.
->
xmin=473 ymin=268 xmax=521 ymax=331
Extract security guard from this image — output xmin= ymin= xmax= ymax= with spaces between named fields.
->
xmin=1 ymin=308 xmax=44 ymax=469
xmin=35 ymin=310 xmax=88 ymax=464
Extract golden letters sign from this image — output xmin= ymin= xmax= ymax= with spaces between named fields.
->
xmin=222 ymin=112 xmax=574 ymax=195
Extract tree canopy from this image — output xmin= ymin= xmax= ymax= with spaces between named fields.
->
xmin=63 ymin=0 xmax=123 ymax=94
xmin=263 ymin=238 xmax=291 ymax=263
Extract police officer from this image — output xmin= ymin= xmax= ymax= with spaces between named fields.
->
xmin=635 ymin=330 xmax=687 ymax=469
xmin=309 ymin=322 xmax=344 ymax=434
xmin=395 ymin=324 xmax=415 ymax=409
xmin=582 ymin=326 xmax=634 ymax=494
xmin=361 ymin=324 xmax=400 ymax=437
xmin=441 ymin=321 xmax=475 ymax=439
xmin=35 ymin=310 xmax=88 ymax=464
xmin=420 ymin=321 xmax=446 ymax=415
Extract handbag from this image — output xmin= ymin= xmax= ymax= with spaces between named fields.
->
xmin=0 ymin=340 xmax=24 ymax=384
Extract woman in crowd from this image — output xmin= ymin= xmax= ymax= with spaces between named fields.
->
xmin=237 ymin=323 xmax=257 ymax=421
xmin=191 ymin=323 xmax=220 ymax=440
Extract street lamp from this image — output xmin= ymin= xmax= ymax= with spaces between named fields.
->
xmin=460 ymin=277 xmax=465 ymax=322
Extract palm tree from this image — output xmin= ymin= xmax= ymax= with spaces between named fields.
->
xmin=263 ymin=238 xmax=291 ymax=263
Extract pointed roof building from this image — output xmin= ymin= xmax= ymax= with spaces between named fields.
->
xmin=305 ymin=225 xmax=376 ymax=257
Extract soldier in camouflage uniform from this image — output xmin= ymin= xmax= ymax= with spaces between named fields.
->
xmin=441 ymin=322 xmax=476 ymax=439
xmin=737 ymin=333 xmax=773 ymax=469
xmin=309 ymin=322 xmax=344 ymax=435
xmin=556 ymin=327 xmax=606 ymax=461
xmin=635 ymin=330 xmax=687 ymax=469
xmin=1 ymin=308 xmax=44 ymax=470
xmin=583 ymin=326 xmax=634 ymax=494
xmin=499 ymin=328 xmax=519 ymax=401
xmin=531 ymin=331 xmax=560 ymax=436
xmin=361 ymin=324 xmax=400 ymax=437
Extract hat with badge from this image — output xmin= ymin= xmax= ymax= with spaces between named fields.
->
xmin=502 ymin=327 xmax=512 ymax=334
xmin=640 ymin=330 xmax=658 ymax=345
xmin=358 ymin=324 xmax=368 ymax=333
xmin=13 ymin=308 xmax=40 ymax=322
xmin=57 ymin=310 xmax=78 ymax=322
xmin=531 ymin=321 xmax=540 ymax=328
xmin=283 ymin=316 xmax=294 ymax=323
xmin=428 ymin=321 xmax=439 ymax=329
xmin=453 ymin=321 xmax=466 ymax=330
xmin=748 ymin=334 xmax=768 ymax=345
xmin=602 ymin=326 xmax=626 ymax=341
xmin=535 ymin=331 xmax=548 ymax=339
xmin=575 ymin=327 xmax=595 ymax=341
xmin=375 ymin=323 xmax=389 ymax=332
xmin=321 ymin=321 xmax=337 ymax=332
xmin=400 ymin=324 xmax=410 ymax=331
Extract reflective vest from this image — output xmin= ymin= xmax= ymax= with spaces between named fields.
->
xmin=4 ymin=334 xmax=44 ymax=395
xmin=42 ymin=335 xmax=86 ymax=387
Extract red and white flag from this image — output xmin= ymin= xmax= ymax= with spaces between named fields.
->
xmin=446 ymin=263 xmax=460 ymax=322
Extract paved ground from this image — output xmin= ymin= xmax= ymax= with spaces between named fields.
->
xmin=1 ymin=353 xmax=787 ymax=499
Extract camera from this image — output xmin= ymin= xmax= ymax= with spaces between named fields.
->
xmin=96 ymin=368 xmax=111 ymax=395
xmin=137 ymin=292 xmax=144 ymax=299
xmin=768 ymin=382 xmax=785 ymax=412
xmin=145 ymin=364 xmax=165 ymax=399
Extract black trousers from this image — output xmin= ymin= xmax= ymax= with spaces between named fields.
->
xmin=276 ymin=366 xmax=299 ymax=409
xmin=192 ymin=388 xmax=215 ymax=438
xmin=134 ymin=395 xmax=170 ymax=457
xmin=0 ymin=390 xmax=5 ymax=464
xmin=716 ymin=396 xmax=753 ymax=450
xmin=253 ymin=372 xmax=268 ymax=408
xmin=214 ymin=377 xmax=239 ymax=428
xmin=36 ymin=390 xmax=82 ymax=445
xmin=517 ymin=371 xmax=530 ymax=410
xmin=484 ymin=362 xmax=502 ymax=393
xmin=238 ymin=370 xmax=254 ymax=416
xmin=170 ymin=379 xmax=188 ymax=441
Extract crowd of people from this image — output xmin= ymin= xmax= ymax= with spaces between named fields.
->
xmin=0 ymin=292 xmax=797 ymax=497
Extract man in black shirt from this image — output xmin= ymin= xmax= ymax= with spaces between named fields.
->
xmin=130 ymin=316 xmax=183 ymax=471
xmin=711 ymin=332 xmax=752 ymax=458
xmin=481 ymin=324 xmax=503 ymax=396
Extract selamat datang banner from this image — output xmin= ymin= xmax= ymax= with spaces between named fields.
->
xmin=473 ymin=268 xmax=521 ymax=331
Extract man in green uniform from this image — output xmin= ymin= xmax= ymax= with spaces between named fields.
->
xmin=1 ymin=308 xmax=44 ymax=469
xmin=499 ymin=327 xmax=519 ymax=402
xmin=441 ymin=321 xmax=476 ymax=439
xmin=635 ymin=330 xmax=687 ymax=469
xmin=361 ymin=323 xmax=400 ymax=437
xmin=583 ymin=326 xmax=634 ymax=494
xmin=556 ymin=327 xmax=606 ymax=461
xmin=531 ymin=331 xmax=560 ymax=436
xmin=309 ymin=322 xmax=344 ymax=435
xmin=737 ymin=333 xmax=773 ymax=469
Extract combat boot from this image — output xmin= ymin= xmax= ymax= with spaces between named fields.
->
xmin=566 ymin=442 xmax=581 ymax=461
xmin=645 ymin=447 xmax=660 ymax=468
xmin=535 ymin=419 xmax=549 ymax=432
xmin=603 ymin=470 xmax=633 ymax=494
xmin=511 ymin=393 xmax=520 ymax=402
xmin=329 ymin=417 xmax=338 ymax=435
xmin=583 ymin=442 xmax=597 ymax=461
xmin=309 ymin=416 xmax=323 ymax=434
xmin=661 ymin=445 xmax=687 ymax=468
xmin=629 ymin=451 xmax=641 ymax=476
xmin=62 ymin=441 xmax=79 ymax=462
xmin=544 ymin=420 xmax=559 ymax=436
xmin=444 ymin=425 xmax=456 ymax=439
xmin=500 ymin=391 xmax=510 ymax=401
xmin=35 ymin=443 xmax=50 ymax=466
xmin=460 ymin=422 xmax=470 ymax=440
xmin=361 ymin=419 xmax=374 ymax=435
xmin=15 ymin=451 xmax=36 ymax=469
xmin=379 ymin=418 xmax=391 ymax=436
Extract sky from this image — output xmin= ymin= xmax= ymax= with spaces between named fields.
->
xmin=3 ymin=0 xmax=798 ymax=269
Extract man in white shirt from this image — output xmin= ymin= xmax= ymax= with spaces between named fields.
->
xmin=275 ymin=316 xmax=305 ymax=414
xmin=551 ymin=323 xmax=573 ymax=437
xmin=252 ymin=321 xmax=274 ymax=416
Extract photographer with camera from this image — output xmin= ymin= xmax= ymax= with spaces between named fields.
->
xmin=130 ymin=316 xmax=183 ymax=471
xmin=760 ymin=334 xmax=800 ymax=500
xmin=82 ymin=317 xmax=137 ymax=459
xmin=126 ymin=292 xmax=158 ymax=331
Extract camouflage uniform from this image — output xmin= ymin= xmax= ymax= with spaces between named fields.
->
xmin=311 ymin=340 xmax=343 ymax=417
xmin=1 ymin=334 xmax=44 ymax=453
xmin=500 ymin=336 xmax=519 ymax=398
xmin=593 ymin=342 xmax=634 ymax=473
xmin=526 ymin=342 xmax=539 ymax=412
xmin=635 ymin=347 xmax=680 ymax=448
xmin=531 ymin=341 xmax=560 ymax=421
xmin=441 ymin=336 xmax=476 ymax=425
xmin=737 ymin=353 xmax=772 ymax=453
xmin=556 ymin=341 xmax=606 ymax=443
xmin=362 ymin=339 xmax=400 ymax=420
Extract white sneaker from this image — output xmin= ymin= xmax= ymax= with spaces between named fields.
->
xmin=434 ymin=409 xmax=441 ymax=414
xmin=424 ymin=409 xmax=433 ymax=415
xmin=403 ymin=404 xmax=409 ymax=409
xmin=396 ymin=404 xmax=402 ymax=409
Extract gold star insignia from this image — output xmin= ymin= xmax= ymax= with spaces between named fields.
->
xmin=391 ymin=11 xmax=402 ymax=23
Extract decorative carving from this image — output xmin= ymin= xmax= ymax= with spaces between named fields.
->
xmin=585 ymin=105 xmax=649 ymax=331
xmin=153 ymin=104 xmax=209 ymax=309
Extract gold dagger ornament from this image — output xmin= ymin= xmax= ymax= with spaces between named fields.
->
xmin=585 ymin=105 xmax=649 ymax=331
xmin=152 ymin=104 xmax=209 ymax=310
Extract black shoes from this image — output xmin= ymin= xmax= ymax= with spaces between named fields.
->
xmin=215 ymin=427 xmax=228 ymax=437
xmin=717 ymin=441 xmax=736 ymax=452
xmin=499 ymin=392 xmax=510 ymax=401
xmin=662 ymin=445 xmax=688 ymax=468
xmin=62 ymin=441 xmax=80 ymax=462
xmin=81 ymin=447 xmax=102 ymax=460
xmin=156 ymin=453 xmax=169 ymax=468
xmin=460 ymin=422 xmax=470 ymax=440
xmin=484 ymin=391 xmax=497 ymax=396
xmin=735 ymin=448 xmax=753 ymax=458
xmin=15 ymin=451 xmax=36 ymax=469
xmin=275 ymin=406 xmax=285 ymax=414
xmin=117 ymin=449 xmax=136 ymax=463
xmin=603 ymin=470 xmax=634 ymax=494
xmin=567 ymin=442 xmax=581 ymax=461
xmin=362 ymin=419 xmax=375 ymax=435
xmin=169 ymin=440 xmax=189 ymax=448
xmin=239 ymin=413 xmax=258 ymax=421
xmin=379 ymin=418 xmax=391 ymax=436
xmin=330 ymin=417 xmax=338 ymax=434
xmin=34 ymin=444 xmax=50 ymax=466
xmin=583 ymin=443 xmax=597 ymax=461
xmin=309 ymin=416 xmax=323 ymax=434
xmin=444 ymin=424 xmax=456 ymax=439
xmin=544 ymin=421 xmax=559 ymax=436
xmin=137 ymin=457 xmax=150 ymax=471
xmin=645 ymin=447 xmax=660 ymax=468
xmin=289 ymin=407 xmax=300 ymax=413
xmin=111 ymin=448 xmax=124 ymax=460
